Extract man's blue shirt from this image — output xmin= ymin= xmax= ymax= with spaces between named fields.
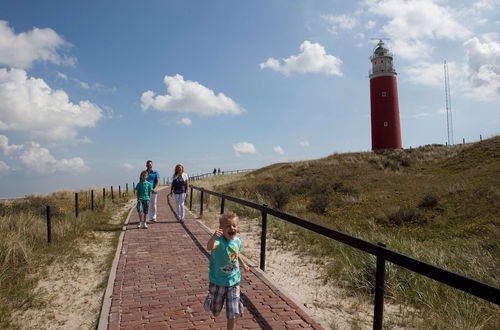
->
xmin=147 ymin=170 xmax=160 ymax=193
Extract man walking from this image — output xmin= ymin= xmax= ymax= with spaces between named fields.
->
xmin=146 ymin=160 xmax=160 ymax=222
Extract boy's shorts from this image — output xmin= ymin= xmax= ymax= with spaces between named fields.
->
xmin=136 ymin=199 xmax=150 ymax=214
xmin=203 ymin=282 xmax=243 ymax=319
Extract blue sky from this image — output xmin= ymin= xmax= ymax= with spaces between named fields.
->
xmin=0 ymin=0 xmax=499 ymax=197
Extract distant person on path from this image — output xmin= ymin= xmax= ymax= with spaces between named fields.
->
xmin=146 ymin=160 xmax=160 ymax=222
xmin=204 ymin=212 xmax=249 ymax=330
xmin=213 ymin=168 xmax=217 ymax=176
xmin=169 ymin=164 xmax=189 ymax=222
xmin=218 ymin=168 xmax=221 ymax=175
xmin=136 ymin=170 xmax=153 ymax=229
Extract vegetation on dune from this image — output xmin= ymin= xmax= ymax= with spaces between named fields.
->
xmin=0 ymin=189 xmax=130 ymax=329
xmin=194 ymin=136 xmax=500 ymax=329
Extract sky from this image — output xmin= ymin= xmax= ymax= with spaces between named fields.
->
xmin=0 ymin=0 xmax=499 ymax=197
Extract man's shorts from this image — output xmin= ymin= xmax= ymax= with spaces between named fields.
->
xmin=203 ymin=282 xmax=243 ymax=319
xmin=136 ymin=199 xmax=150 ymax=214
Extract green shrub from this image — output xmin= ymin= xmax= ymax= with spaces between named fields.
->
xmin=307 ymin=195 xmax=330 ymax=214
xmin=419 ymin=193 xmax=439 ymax=208
xmin=386 ymin=208 xmax=427 ymax=226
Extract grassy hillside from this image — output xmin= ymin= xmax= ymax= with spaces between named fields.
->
xmin=197 ymin=136 xmax=500 ymax=329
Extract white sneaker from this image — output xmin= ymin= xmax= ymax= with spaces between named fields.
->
xmin=137 ymin=224 xmax=141 ymax=229
xmin=144 ymin=223 xmax=148 ymax=229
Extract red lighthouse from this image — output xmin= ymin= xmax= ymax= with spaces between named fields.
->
xmin=369 ymin=40 xmax=402 ymax=150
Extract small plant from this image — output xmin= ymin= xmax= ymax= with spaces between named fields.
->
xmin=307 ymin=194 xmax=330 ymax=214
xmin=386 ymin=208 xmax=427 ymax=226
xmin=418 ymin=193 xmax=439 ymax=208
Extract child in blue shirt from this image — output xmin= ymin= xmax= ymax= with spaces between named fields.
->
xmin=135 ymin=170 xmax=153 ymax=229
xmin=204 ymin=212 xmax=249 ymax=330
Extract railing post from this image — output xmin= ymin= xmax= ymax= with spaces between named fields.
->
xmin=46 ymin=205 xmax=51 ymax=244
xmin=119 ymin=185 xmax=121 ymax=198
xmin=126 ymin=183 xmax=128 ymax=193
xmin=200 ymin=189 xmax=204 ymax=217
xmin=260 ymin=205 xmax=268 ymax=271
xmin=91 ymin=190 xmax=94 ymax=211
xmin=103 ymin=188 xmax=106 ymax=203
xmin=189 ymin=186 xmax=193 ymax=210
xmin=220 ymin=197 xmax=225 ymax=214
xmin=133 ymin=182 xmax=135 ymax=196
xmin=75 ymin=192 xmax=79 ymax=218
xmin=111 ymin=186 xmax=114 ymax=201
xmin=373 ymin=242 xmax=386 ymax=330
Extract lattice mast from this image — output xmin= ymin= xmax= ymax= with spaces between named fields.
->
xmin=444 ymin=60 xmax=454 ymax=145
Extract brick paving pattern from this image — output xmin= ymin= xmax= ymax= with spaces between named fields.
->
xmin=107 ymin=189 xmax=325 ymax=329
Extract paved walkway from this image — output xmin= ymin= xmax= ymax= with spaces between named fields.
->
xmin=104 ymin=188 xmax=325 ymax=329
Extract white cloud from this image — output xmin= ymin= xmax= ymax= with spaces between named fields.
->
xmin=19 ymin=142 xmax=86 ymax=174
xmin=233 ymin=142 xmax=256 ymax=156
xmin=57 ymin=72 xmax=68 ymax=80
xmin=366 ymin=20 xmax=376 ymax=29
xmin=121 ymin=162 xmax=134 ymax=170
xmin=0 ymin=68 xmax=104 ymax=141
xmin=273 ymin=146 xmax=284 ymax=155
xmin=297 ymin=138 xmax=310 ymax=147
xmin=260 ymin=40 xmax=343 ymax=76
xmin=0 ymin=135 xmax=22 ymax=156
xmin=464 ymin=37 xmax=500 ymax=101
xmin=178 ymin=117 xmax=192 ymax=126
xmin=322 ymin=14 xmax=358 ymax=34
xmin=0 ymin=161 xmax=9 ymax=173
xmin=0 ymin=20 xmax=76 ymax=69
xmin=141 ymin=74 xmax=243 ymax=115
xmin=365 ymin=0 xmax=472 ymax=59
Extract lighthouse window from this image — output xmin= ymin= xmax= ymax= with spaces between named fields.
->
xmin=381 ymin=91 xmax=386 ymax=97
xmin=384 ymin=121 xmax=388 ymax=127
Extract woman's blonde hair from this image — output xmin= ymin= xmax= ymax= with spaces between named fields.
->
xmin=173 ymin=164 xmax=184 ymax=178
xmin=219 ymin=211 xmax=238 ymax=227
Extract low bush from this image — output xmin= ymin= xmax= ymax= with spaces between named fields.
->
xmin=418 ymin=193 xmax=439 ymax=209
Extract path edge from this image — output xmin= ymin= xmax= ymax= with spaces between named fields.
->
xmin=96 ymin=204 xmax=135 ymax=330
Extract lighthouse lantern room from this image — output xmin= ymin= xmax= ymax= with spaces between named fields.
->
xmin=369 ymin=40 xmax=402 ymax=150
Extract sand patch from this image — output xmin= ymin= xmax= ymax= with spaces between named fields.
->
xmin=12 ymin=200 xmax=134 ymax=330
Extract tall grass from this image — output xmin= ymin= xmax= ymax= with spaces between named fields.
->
xmin=193 ymin=137 xmax=500 ymax=329
xmin=0 ymin=189 xmax=130 ymax=329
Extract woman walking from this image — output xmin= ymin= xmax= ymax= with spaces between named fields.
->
xmin=169 ymin=164 xmax=189 ymax=222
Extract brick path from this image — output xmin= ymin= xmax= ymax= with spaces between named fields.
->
xmin=105 ymin=189 xmax=325 ymax=329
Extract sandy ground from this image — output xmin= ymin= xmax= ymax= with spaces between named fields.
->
xmin=11 ymin=200 xmax=134 ymax=330
xmin=195 ymin=209 xmax=414 ymax=330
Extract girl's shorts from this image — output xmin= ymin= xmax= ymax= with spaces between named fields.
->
xmin=203 ymin=282 xmax=243 ymax=319
xmin=136 ymin=199 xmax=150 ymax=214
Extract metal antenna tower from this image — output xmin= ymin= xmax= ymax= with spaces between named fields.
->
xmin=444 ymin=60 xmax=454 ymax=145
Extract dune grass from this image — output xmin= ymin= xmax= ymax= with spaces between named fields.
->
xmin=192 ymin=137 xmax=500 ymax=329
xmin=0 ymin=189 xmax=131 ymax=329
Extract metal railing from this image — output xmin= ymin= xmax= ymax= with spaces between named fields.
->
xmin=189 ymin=184 xmax=500 ymax=330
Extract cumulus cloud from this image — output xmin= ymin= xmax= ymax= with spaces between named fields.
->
xmin=0 ymin=135 xmax=22 ymax=156
xmin=260 ymin=40 xmax=343 ymax=76
xmin=464 ymin=37 xmax=500 ymax=100
xmin=178 ymin=117 xmax=192 ymax=126
xmin=120 ymin=162 xmax=134 ymax=170
xmin=0 ymin=68 xmax=104 ymax=141
xmin=233 ymin=142 xmax=256 ymax=156
xmin=297 ymin=138 xmax=310 ymax=147
xmin=0 ymin=161 xmax=9 ymax=173
xmin=18 ymin=142 xmax=86 ymax=174
xmin=0 ymin=20 xmax=76 ymax=68
xmin=365 ymin=0 xmax=472 ymax=59
xmin=141 ymin=74 xmax=243 ymax=115
xmin=273 ymin=146 xmax=284 ymax=155
xmin=404 ymin=61 xmax=464 ymax=87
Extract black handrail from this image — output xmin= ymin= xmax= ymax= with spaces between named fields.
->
xmin=190 ymin=184 xmax=499 ymax=328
